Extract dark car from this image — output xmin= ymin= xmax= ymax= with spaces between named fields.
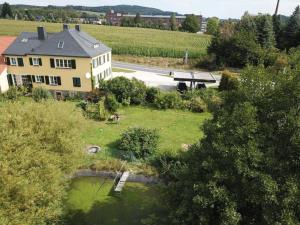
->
xmin=177 ymin=82 xmax=188 ymax=93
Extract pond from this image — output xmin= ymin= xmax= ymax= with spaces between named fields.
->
xmin=64 ymin=177 xmax=166 ymax=225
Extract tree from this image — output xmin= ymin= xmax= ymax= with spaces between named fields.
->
xmin=0 ymin=2 xmax=13 ymax=18
xmin=163 ymin=64 xmax=300 ymax=225
xmin=0 ymin=101 xmax=84 ymax=225
xmin=278 ymin=6 xmax=300 ymax=50
xmin=206 ymin=17 xmax=219 ymax=35
xmin=134 ymin=12 xmax=142 ymax=25
xmin=182 ymin=15 xmax=200 ymax=33
xmin=170 ymin=13 xmax=178 ymax=31
xmin=255 ymin=15 xmax=276 ymax=48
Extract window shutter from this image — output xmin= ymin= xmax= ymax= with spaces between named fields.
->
xmin=31 ymin=75 xmax=36 ymax=82
xmin=5 ymin=57 xmax=10 ymax=65
xmin=71 ymin=59 xmax=76 ymax=69
xmin=41 ymin=76 xmax=45 ymax=83
xmin=57 ymin=76 xmax=61 ymax=85
xmin=50 ymin=58 xmax=55 ymax=68
xmin=45 ymin=76 xmax=49 ymax=85
xmin=7 ymin=74 xmax=13 ymax=86
xmin=39 ymin=58 xmax=42 ymax=66
xmin=17 ymin=58 xmax=24 ymax=67
xmin=29 ymin=57 xmax=33 ymax=65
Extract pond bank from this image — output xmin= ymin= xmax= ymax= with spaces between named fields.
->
xmin=72 ymin=169 xmax=160 ymax=184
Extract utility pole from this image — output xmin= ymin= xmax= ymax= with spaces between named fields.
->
xmin=275 ymin=0 xmax=280 ymax=15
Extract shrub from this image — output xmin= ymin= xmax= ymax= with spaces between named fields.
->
xmin=3 ymin=86 xmax=26 ymax=100
xmin=32 ymin=87 xmax=52 ymax=102
xmin=145 ymin=87 xmax=160 ymax=104
xmin=104 ymin=94 xmax=119 ymax=113
xmin=189 ymin=97 xmax=207 ymax=112
xmin=106 ymin=77 xmax=134 ymax=103
xmin=219 ymin=70 xmax=239 ymax=91
xmin=131 ymin=78 xmax=147 ymax=105
xmin=154 ymin=92 xmax=182 ymax=109
xmin=119 ymin=127 xmax=159 ymax=159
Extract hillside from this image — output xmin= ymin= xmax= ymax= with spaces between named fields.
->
xmin=72 ymin=5 xmax=179 ymax=15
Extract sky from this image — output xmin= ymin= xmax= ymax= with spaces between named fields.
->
xmin=4 ymin=0 xmax=300 ymax=18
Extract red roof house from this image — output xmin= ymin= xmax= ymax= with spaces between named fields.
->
xmin=0 ymin=36 xmax=16 ymax=92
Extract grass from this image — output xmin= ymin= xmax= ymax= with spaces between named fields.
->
xmin=81 ymin=106 xmax=210 ymax=158
xmin=0 ymin=19 xmax=211 ymax=58
xmin=112 ymin=68 xmax=136 ymax=73
xmin=65 ymin=177 xmax=165 ymax=225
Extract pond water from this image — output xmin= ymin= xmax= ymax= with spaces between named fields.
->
xmin=64 ymin=177 xmax=165 ymax=225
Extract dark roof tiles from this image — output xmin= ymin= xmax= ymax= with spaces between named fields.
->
xmin=3 ymin=28 xmax=111 ymax=58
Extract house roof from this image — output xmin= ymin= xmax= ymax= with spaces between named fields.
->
xmin=0 ymin=36 xmax=16 ymax=74
xmin=3 ymin=27 xmax=111 ymax=58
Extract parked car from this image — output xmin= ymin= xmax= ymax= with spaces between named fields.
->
xmin=177 ymin=82 xmax=188 ymax=93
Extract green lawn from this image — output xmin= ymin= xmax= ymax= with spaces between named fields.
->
xmin=81 ymin=106 xmax=210 ymax=158
xmin=65 ymin=177 xmax=165 ymax=225
xmin=0 ymin=19 xmax=211 ymax=58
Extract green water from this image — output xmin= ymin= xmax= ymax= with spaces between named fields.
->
xmin=65 ymin=177 xmax=165 ymax=225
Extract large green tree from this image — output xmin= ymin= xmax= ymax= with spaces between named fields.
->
xmin=255 ymin=15 xmax=276 ymax=48
xmin=182 ymin=15 xmax=200 ymax=33
xmin=0 ymin=101 xmax=84 ymax=225
xmin=0 ymin=2 xmax=13 ymax=18
xmin=278 ymin=6 xmax=300 ymax=50
xmin=163 ymin=62 xmax=300 ymax=225
xmin=206 ymin=17 xmax=219 ymax=35
xmin=170 ymin=13 xmax=178 ymax=31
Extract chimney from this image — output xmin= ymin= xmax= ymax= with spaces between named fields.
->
xmin=37 ymin=27 xmax=47 ymax=40
xmin=63 ymin=24 xmax=70 ymax=30
xmin=75 ymin=24 xmax=81 ymax=32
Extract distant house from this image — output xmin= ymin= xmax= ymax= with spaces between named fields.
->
xmin=0 ymin=36 xmax=16 ymax=93
xmin=106 ymin=10 xmax=202 ymax=28
xmin=2 ymin=24 xmax=112 ymax=99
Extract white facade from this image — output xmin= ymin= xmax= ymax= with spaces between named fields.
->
xmin=0 ymin=68 xmax=9 ymax=93
xmin=92 ymin=51 xmax=112 ymax=88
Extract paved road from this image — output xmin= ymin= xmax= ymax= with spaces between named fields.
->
xmin=112 ymin=61 xmax=221 ymax=82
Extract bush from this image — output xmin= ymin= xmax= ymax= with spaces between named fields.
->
xmin=104 ymin=94 xmax=119 ymax=113
xmin=106 ymin=77 xmax=134 ymax=103
xmin=131 ymin=78 xmax=147 ymax=105
xmin=145 ymin=87 xmax=160 ymax=104
xmin=32 ymin=87 xmax=52 ymax=102
xmin=119 ymin=127 xmax=159 ymax=159
xmin=219 ymin=70 xmax=239 ymax=91
xmin=154 ymin=92 xmax=182 ymax=109
xmin=3 ymin=86 xmax=26 ymax=100
xmin=189 ymin=98 xmax=207 ymax=112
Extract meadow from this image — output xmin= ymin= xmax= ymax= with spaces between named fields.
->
xmin=81 ymin=106 xmax=210 ymax=158
xmin=0 ymin=19 xmax=211 ymax=58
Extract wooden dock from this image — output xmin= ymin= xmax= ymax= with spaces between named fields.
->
xmin=114 ymin=171 xmax=130 ymax=193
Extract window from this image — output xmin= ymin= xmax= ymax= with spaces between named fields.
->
xmin=57 ymin=41 xmax=64 ymax=49
xmin=55 ymin=59 xmax=72 ymax=68
xmin=73 ymin=77 xmax=81 ymax=87
xmin=21 ymin=38 xmax=28 ymax=43
xmin=103 ymin=55 xmax=106 ymax=63
xmin=93 ymin=43 xmax=100 ymax=48
xmin=107 ymin=53 xmax=110 ymax=62
xmin=49 ymin=76 xmax=59 ymax=85
xmin=36 ymin=76 xmax=43 ymax=83
xmin=10 ymin=58 xmax=17 ymax=66
xmin=33 ymin=58 xmax=39 ymax=66
xmin=93 ymin=59 xmax=98 ymax=68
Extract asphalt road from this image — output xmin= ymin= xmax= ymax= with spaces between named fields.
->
xmin=112 ymin=61 xmax=221 ymax=81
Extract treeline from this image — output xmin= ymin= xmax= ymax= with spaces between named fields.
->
xmin=0 ymin=2 xmax=99 ymax=23
xmin=121 ymin=13 xmax=200 ymax=33
xmin=206 ymin=6 xmax=300 ymax=68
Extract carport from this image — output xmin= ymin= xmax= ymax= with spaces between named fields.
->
xmin=174 ymin=72 xmax=217 ymax=89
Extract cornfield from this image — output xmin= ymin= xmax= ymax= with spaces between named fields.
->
xmin=0 ymin=19 xmax=211 ymax=58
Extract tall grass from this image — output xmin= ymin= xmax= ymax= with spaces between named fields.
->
xmin=0 ymin=19 xmax=211 ymax=58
